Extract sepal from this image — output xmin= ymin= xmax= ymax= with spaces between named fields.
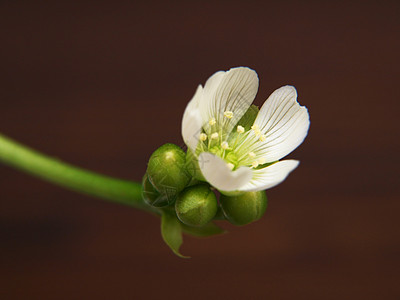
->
xmin=161 ymin=211 xmax=189 ymax=258
xmin=181 ymin=222 xmax=226 ymax=237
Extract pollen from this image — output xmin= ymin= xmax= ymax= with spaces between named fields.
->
xmin=211 ymin=132 xmax=219 ymax=140
xmin=251 ymin=161 xmax=259 ymax=168
xmin=259 ymin=134 xmax=266 ymax=142
xmin=227 ymin=163 xmax=234 ymax=170
xmin=237 ymin=125 xmax=245 ymax=133
xmin=221 ymin=141 xmax=229 ymax=149
xmin=224 ymin=111 xmax=234 ymax=119
xmin=209 ymin=118 xmax=216 ymax=126
xmin=248 ymin=152 xmax=256 ymax=158
xmin=199 ymin=133 xmax=207 ymax=141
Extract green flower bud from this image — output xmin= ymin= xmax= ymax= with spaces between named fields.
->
xmin=147 ymin=143 xmax=191 ymax=205
xmin=220 ymin=191 xmax=267 ymax=226
xmin=175 ymin=184 xmax=218 ymax=227
xmin=142 ymin=174 xmax=170 ymax=207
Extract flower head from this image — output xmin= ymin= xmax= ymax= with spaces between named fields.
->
xmin=182 ymin=67 xmax=309 ymax=195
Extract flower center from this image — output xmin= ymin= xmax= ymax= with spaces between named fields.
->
xmin=196 ymin=111 xmax=267 ymax=170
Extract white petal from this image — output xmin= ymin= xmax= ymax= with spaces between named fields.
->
xmin=182 ymin=85 xmax=203 ymax=152
xmin=240 ymin=160 xmax=299 ymax=191
xmin=198 ymin=152 xmax=253 ymax=192
xmin=199 ymin=67 xmax=259 ymax=135
xmin=247 ymin=86 xmax=310 ymax=162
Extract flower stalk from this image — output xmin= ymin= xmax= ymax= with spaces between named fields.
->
xmin=0 ymin=133 xmax=156 ymax=214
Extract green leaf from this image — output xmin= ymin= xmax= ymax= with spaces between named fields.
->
xmin=181 ymin=222 xmax=227 ymax=238
xmin=161 ymin=211 xmax=190 ymax=258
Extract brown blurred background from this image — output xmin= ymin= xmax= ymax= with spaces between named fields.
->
xmin=0 ymin=1 xmax=399 ymax=299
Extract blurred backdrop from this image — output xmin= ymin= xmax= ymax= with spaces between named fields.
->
xmin=0 ymin=1 xmax=399 ymax=299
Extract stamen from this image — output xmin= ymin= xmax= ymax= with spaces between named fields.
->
xmin=232 ymin=125 xmax=244 ymax=149
xmin=199 ymin=133 xmax=207 ymax=141
xmin=209 ymin=118 xmax=216 ymax=126
xmin=224 ymin=111 xmax=234 ymax=119
xmin=248 ymin=152 xmax=256 ymax=158
xmin=227 ymin=163 xmax=234 ymax=170
xmin=211 ymin=132 xmax=219 ymax=140
xmin=259 ymin=134 xmax=266 ymax=142
xmin=251 ymin=124 xmax=261 ymax=136
xmin=258 ymin=157 xmax=266 ymax=165
xmin=252 ymin=161 xmax=259 ymax=168
xmin=221 ymin=141 xmax=229 ymax=150
xmin=237 ymin=125 xmax=245 ymax=133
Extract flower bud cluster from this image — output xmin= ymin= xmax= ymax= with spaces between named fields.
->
xmin=143 ymin=143 xmax=268 ymax=228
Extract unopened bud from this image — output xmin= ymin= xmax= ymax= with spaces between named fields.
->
xmin=142 ymin=175 xmax=170 ymax=207
xmin=220 ymin=191 xmax=267 ymax=226
xmin=175 ymin=184 xmax=218 ymax=227
xmin=146 ymin=143 xmax=191 ymax=205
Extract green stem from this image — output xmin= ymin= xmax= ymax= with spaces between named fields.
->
xmin=0 ymin=133 xmax=156 ymax=213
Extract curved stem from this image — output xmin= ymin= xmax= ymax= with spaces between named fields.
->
xmin=0 ymin=133 xmax=156 ymax=213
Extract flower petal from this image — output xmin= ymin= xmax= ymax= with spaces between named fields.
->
xmin=240 ymin=160 xmax=299 ymax=191
xmin=198 ymin=152 xmax=252 ymax=192
xmin=246 ymin=86 xmax=309 ymax=162
xmin=182 ymin=85 xmax=204 ymax=152
xmin=200 ymin=67 xmax=259 ymax=135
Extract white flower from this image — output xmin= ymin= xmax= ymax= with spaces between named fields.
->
xmin=182 ymin=67 xmax=309 ymax=194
